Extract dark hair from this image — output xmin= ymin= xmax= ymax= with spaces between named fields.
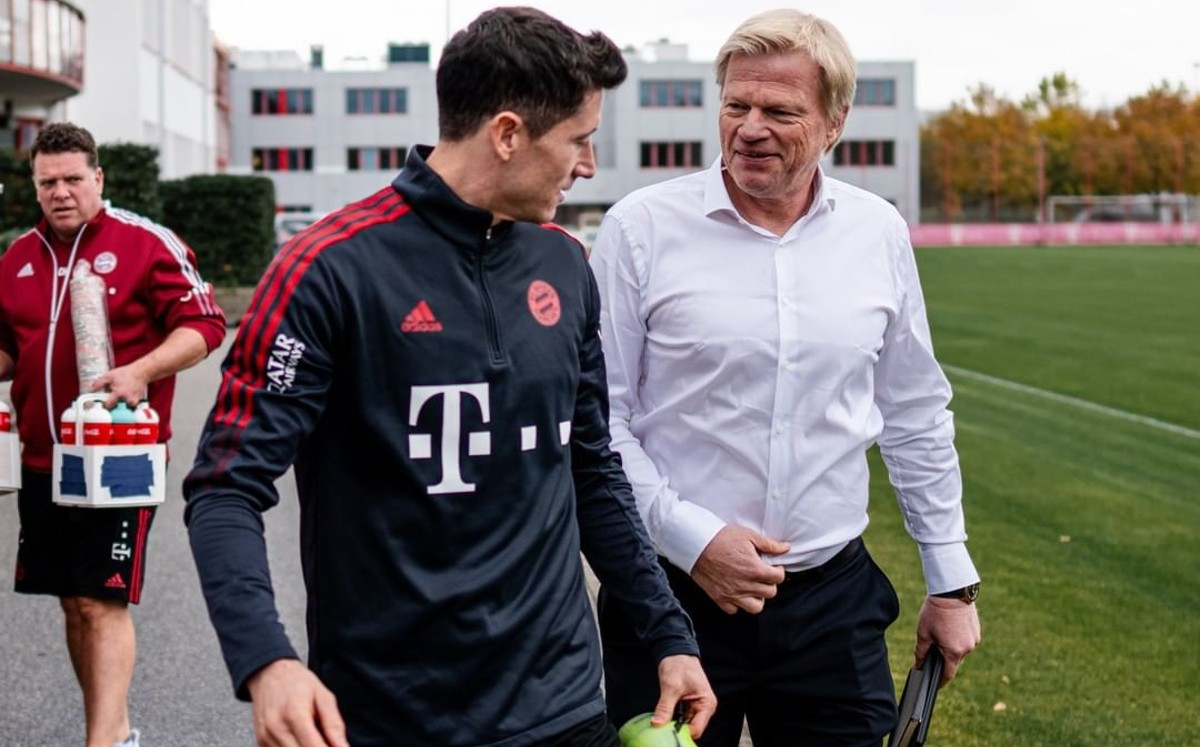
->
xmin=437 ymin=6 xmax=627 ymax=141
xmin=31 ymin=122 xmax=100 ymax=169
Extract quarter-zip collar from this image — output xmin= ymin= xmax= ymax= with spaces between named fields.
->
xmin=393 ymin=145 xmax=514 ymax=250
xmin=36 ymin=206 xmax=110 ymax=251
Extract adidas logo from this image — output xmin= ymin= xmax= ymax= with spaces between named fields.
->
xmin=104 ymin=573 xmax=127 ymax=590
xmin=401 ymin=300 xmax=443 ymax=333
xmin=17 ymin=262 xmax=34 ymax=278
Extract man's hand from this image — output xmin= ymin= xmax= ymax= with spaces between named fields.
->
xmin=915 ymin=596 xmax=981 ymax=687
xmin=89 ymin=363 xmax=148 ymax=409
xmin=691 ymin=525 xmax=790 ymax=614
xmin=648 ymin=654 xmax=717 ymax=739
xmin=246 ymin=659 xmax=349 ymax=747
xmin=88 ymin=327 xmax=209 ymax=408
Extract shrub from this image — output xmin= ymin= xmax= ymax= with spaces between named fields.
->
xmin=98 ymin=143 xmax=163 ymax=221
xmin=0 ymin=148 xmax=39 ymax=232
xmin=160 ymin=174 xmax=276 ymax=287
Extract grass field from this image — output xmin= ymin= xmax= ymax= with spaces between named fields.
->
xmin=864 ymin=246 xmax=1200 ymax=745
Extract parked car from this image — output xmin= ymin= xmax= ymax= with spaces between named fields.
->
xmin=274 ymin=212 xmax=323 ymax=250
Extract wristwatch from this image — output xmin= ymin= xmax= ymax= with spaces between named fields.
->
xmin=933 ymin=583 xmax=979 ymax=604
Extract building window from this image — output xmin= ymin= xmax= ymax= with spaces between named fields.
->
xmin=346 ymin=88 xmax=408 ymax=115
xmin=252 ymin=147 xmax=314 ymax=172
xmin=347 ymin=146 xmax=409 ymax=171
xmin=833 ymin=140 xmax=895 ymax=167
xmin=855 ymin=79 xmax=896 ymax=107
xmin=639 ymin=80 xmax=703 ymax=108
xmin=14 ymin=117 xmax=44 ymax=152
xmin=252 ymin=88 xmax=314 ymax=115
xmin=639 ymin=141 xmax=704 ymax=169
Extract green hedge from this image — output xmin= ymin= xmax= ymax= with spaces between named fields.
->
xmin=98 ymin=142 xmax=162 ymax=221
xmin=0 ymin=148 xmax=38 ymax=233
xmin=160 ymin=174 xmax=276 ymax=288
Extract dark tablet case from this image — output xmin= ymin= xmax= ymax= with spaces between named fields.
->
xmin=889 ymin=646 xmax=944 ymax=747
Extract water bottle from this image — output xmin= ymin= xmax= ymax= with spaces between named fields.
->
xmin=111 ymin=402 xmax=138 ymax=445
xmin=133 ymin=402 xmax=160 ymax=445
xmin=79 ymin=395 xmax=113 ymax=445
xmin=60 ymin=401 xmax=78 ymax=445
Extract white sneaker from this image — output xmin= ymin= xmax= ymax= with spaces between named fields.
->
xmin=113 ymin=728 xmax=140 ymax=747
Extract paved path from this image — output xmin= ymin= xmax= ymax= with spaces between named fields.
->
xmin=1 ymin=338 xmax=751 ymax=746
xmin=1 ymin=339 xmax=302 ymax=745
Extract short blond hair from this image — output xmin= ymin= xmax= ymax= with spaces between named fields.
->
xmin=714 ymin=9 xmax=857 ymax=126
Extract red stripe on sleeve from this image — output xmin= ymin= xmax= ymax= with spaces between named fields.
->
xmin=210 ymin=190 xmax=408 ymax=436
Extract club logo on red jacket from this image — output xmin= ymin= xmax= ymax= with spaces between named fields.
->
xmin=93 ymin=251 xmax=117 ymax=274
xmin=527 ymin=280 xmax=561 ymax=326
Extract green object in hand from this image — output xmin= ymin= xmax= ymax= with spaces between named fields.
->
xmin=618 ymin=713 xmax=698 ymax=747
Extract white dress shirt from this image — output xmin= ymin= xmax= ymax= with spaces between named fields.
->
xmin=590 ymin=160 xmax=979 ymax=594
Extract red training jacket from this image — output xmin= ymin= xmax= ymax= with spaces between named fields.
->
xmin=0 ymin=206 xmax=226 ymax=471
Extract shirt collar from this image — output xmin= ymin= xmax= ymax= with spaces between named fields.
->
xmin=702 ymin=156 xmax=838 ymax=230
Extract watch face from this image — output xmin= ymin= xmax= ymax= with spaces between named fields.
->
xmin=964 ymin=583 xmax=980 ymax=603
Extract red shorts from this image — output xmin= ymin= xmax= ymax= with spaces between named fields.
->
xmin=14 ymin=468 xmax=156 ymax=604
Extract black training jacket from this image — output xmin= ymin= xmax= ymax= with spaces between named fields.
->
xmin=183 ymin=147 xmax=697 ymax=746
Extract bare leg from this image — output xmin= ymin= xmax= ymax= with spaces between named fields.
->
xmin=62 ymin=598 xmax=84 ymax=681
xmin=61 ymin=596 xmax=136 ymax=747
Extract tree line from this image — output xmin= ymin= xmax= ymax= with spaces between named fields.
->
xmin=920 ymin=73 xmax=1200 ymax=222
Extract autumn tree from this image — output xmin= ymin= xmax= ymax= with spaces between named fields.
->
xmin=1113 ymin=82 xmax=1200 ymax=195
xmin=921 ymin=84 xmax=1037 ymax=221
xmin=922 ymin=72 xmax=1200 ymax=222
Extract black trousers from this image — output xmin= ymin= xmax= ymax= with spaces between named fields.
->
xmin=599 ymin=538 xmax=900 ymax=747
xmin=547 ymin=712 xmax=619 ymax=747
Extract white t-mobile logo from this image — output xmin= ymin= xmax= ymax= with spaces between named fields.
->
xmin=408 ymin=383 xmax=491 ymax=494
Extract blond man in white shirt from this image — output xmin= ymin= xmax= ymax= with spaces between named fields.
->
xmin=591 ymin=9 xmax=981 ymax=746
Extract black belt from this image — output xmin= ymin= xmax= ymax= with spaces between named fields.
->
xmin=779 ymin=537 xmax=864 ymax=588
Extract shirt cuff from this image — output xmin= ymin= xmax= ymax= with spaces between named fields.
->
xmin=658 ymin=501 xmax=727 ymax=574
xmin=918 ymin=541 xmax=980 ymax=595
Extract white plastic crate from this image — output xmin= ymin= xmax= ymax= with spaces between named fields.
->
xmin=0 ymin=432 xmax=19 ymax=495
xmin=52 ymin=444 xmax=166 ymax=508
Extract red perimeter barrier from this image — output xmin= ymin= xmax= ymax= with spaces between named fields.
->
xmin=909 ymin=223 xmax=1200 ymax=247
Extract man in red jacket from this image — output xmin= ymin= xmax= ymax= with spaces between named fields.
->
xmin=0 ymin=122 xmax=226 ymax=747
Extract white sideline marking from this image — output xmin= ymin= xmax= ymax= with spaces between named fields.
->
xmin=943 ymin=364 xmax=1200 ymax=441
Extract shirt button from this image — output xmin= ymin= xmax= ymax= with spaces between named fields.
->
xmin=772 ymin=489 xmax=783 ymax=499
xmin=58 ymin=268 xmax=68 ymax=277
xmin=775 ymin=423 xmax=785 ymax=434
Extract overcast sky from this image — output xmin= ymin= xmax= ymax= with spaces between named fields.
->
xmin=209 ymin=0 xmax=1200 ymax=111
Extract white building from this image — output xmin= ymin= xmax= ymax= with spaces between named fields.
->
xmin=59 ymin=0 xmax=219 ymax=179
xmin=229 ymin=42 xmax=920 ymax=226
xmin=228 ymin=44 xmax=437 ymax=213
xmin=831 ymin=62 xmax=920 ymax=225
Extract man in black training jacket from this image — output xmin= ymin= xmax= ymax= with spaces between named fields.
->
xmin=183 ymin=8 xmax=715 ymax=747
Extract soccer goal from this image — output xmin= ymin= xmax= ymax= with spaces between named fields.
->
xmin=1046 ymin=193 xmax=1196 ymax=224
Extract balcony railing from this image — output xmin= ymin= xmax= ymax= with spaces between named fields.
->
xmin=0 ymin=0 xmax=85 ymax=96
